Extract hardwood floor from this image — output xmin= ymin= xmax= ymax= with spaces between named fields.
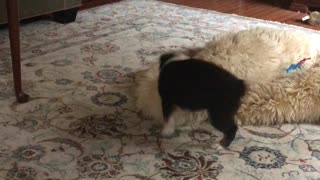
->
xmin=160 ymin=0 xmax=320 ymax=30
xmin=81 ymin=0 xmax=320 ymax=31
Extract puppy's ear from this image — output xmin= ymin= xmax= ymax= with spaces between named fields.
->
xmin=159 ymin=53 xmax=175 ymax=69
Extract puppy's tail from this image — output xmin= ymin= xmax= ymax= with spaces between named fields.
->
xmin=159 ymin=53 xmax=175 ymax=69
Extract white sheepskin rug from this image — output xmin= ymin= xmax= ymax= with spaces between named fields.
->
xmin=134 ymin=28 xmax=320 ymax=127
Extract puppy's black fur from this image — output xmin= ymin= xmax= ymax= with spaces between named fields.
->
xmin=158 ymin=53 xmax=246 ymax=147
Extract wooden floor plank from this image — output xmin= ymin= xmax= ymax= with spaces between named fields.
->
xmin=80 ymin=0 xmax=320 ymax=30
xmin=159 ymin=0 xmax=320 ymax=30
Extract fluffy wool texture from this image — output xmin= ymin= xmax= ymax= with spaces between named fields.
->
xmin=134 ymin=28 xmax=320 ymax=126
xmin=238 ymin=67 xmax=320 ymax=126
xmin=194 ymin=28 xmax=320 ymax=82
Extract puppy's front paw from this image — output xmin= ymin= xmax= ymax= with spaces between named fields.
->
xmin=161 ymin=127 xmax=175 ymax=137
xmin=211 ymin=143 xmax=224 ymax=150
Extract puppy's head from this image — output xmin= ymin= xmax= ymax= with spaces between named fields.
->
xmin=159 ymin=53 xmax=190 ymax=69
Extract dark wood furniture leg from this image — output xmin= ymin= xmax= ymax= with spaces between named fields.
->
xmin=53 ymin=7 xmax=79 ymax=24
xmin=6 ymin=0 xmax=30 ymax=103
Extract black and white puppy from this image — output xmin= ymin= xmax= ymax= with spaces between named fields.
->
xmin=158 ymin=53 xmax=246 ymax=147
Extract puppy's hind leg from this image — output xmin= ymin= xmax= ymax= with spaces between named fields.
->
xmin=160 ymin=100 xmax=175 ymax=137
xmin=208 ymin=108 xmax=238 ymax=148
xmin=161 ymin=116 xmax=176 ymax=137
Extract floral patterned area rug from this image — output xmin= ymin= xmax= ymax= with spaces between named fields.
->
xmin=1 ymin=0 xmax=320 ymax=179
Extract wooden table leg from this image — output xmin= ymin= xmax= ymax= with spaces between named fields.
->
xmin=6 ymin=0 xmax=29 ymax=103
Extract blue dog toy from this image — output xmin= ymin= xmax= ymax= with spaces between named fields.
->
xmin=286 ymin=58 xmax=311 ymax=74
